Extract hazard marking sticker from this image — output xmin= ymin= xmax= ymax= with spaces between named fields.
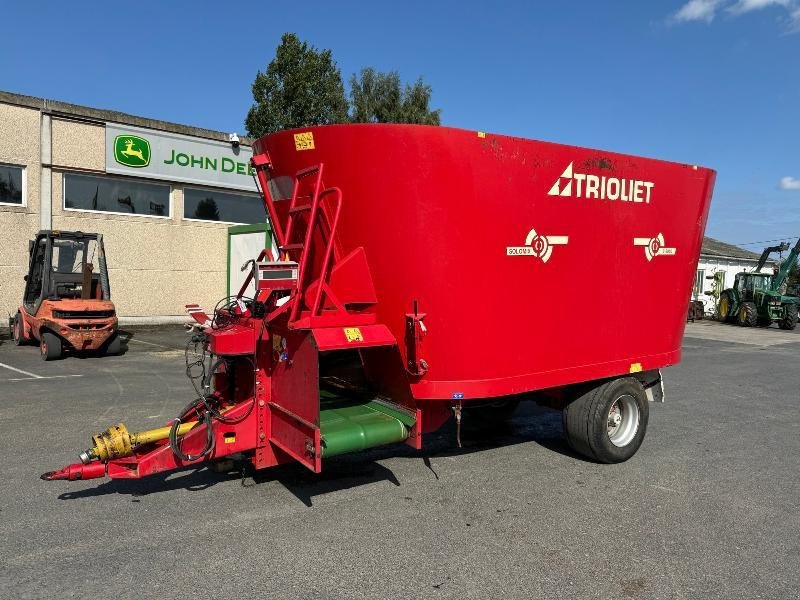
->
xmin=294 ymin=132 xmax=315 ymax=151
xmin=629 ymin=362 xmax=643 ymax=373
xmin=506 ymin=228 xmax=569 ymax=263
xmin=344 ymin=327 xmax=363 ymax=342
xmin=633 ymin=233 xmax=676 ymax=261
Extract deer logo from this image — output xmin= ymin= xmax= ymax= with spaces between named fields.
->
xmin=113 ymin=134 xmax=151 ymax=168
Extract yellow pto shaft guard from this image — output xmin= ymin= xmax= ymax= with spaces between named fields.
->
xmin=79 ymin=421 xmax=196 ymax=464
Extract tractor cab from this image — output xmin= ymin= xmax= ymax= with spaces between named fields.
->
xmin=13 ymin=230 xmax=119 ymax=360
xmin=733 ymin=272 xmax=772 ymax=301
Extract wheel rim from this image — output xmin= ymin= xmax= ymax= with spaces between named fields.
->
xmin=42 ymin=340 xmax=47 ymax=354
xmin=607 ymin=394 xmax=640 ymax=447
xmin=719 ymin=297 xmax=729 ymax=318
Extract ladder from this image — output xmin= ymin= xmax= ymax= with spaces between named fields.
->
xmin=276 ymin=164 xmax=345 ymax=325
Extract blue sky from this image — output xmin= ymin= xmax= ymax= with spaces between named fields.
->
xmin=1 ymin=1 xmax=798 ymax=248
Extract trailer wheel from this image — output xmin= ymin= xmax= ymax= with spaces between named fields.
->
xmin=562 ymin=377 xmax=648 ymax=463
xmin=40 ymin=332 xmax=62 ymax=361
xmin=737 ymin=302 xmax=757 ymax=327
xmin=779 ymin=304 xmax=798 ymax=330
xmin=12 ymin=313 xmax=29 ymax=346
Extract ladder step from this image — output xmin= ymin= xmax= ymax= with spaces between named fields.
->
xmin=296 ymin=166 xmax=321 ymax=178
xmin=282 ymin=243 xmax=305 ymax=251
xmin=288 ymin=204 xmax=311 ymax=214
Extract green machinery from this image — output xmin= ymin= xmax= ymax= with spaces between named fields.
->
xmin=717 ymin=239 xmax=800 ymax=330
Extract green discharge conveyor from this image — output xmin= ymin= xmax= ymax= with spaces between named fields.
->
xmin=319 ymin=391 xmax=416 ymax=458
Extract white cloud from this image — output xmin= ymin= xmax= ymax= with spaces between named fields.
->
xmin=789 ymin=7 xmax=800 ymax=31
xmin=779 ymin=176 xmax=800 ymax=190
xmin=672 ymin=0 xmax=800 ymax=32
xmin=673 ymin=0 xmax=725 ymax=22
xmin=729 ymin=0 xmax=791 ymax=14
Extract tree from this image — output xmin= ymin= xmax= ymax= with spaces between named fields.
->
xmin=194 ymin=198 xmax=220 ymax=221
xmin=350 ymin=68 xmax=440 ymax=125
xmin=245 ymin=33 xmax=349 ymax=137
xmin=788 ymin=257 xmax=800 ymax=287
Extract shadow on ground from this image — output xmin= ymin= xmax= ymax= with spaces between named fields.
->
xmin=53 ymin=405 xmax=587 ymax=506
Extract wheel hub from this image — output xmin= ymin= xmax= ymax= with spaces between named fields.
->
xmin=606 ymin=394 xmax=640 ymax=447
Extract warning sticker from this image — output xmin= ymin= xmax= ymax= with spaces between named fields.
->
xmin=294 ymin=132 xmax=315 ymax=151
xmin=344 ymin=327 xmax=363 ymax=342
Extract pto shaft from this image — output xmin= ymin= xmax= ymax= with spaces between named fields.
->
xmin=79 ymin=421 xmax=196 ymax=464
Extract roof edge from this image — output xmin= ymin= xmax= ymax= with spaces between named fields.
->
xmin=0 ymin=89 xmax=253 ymax=146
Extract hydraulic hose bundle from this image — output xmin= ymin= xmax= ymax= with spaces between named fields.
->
xmin=170 ymin=297 xmax=257 ymax=462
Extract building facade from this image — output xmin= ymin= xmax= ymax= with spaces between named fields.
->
xmin=694 ymin=237 xmax=777 ymax=314
xmin=0 ymin=91 xmax=267 ymax=326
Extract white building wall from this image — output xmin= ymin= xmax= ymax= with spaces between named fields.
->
xmin=693 ymin=256 xmax=774 ymax=313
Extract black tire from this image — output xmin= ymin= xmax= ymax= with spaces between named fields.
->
xmin=737 ymin=302 xmax=757 ymax=327
xmin=12 ymin=313 xmax=28 ymax=346
xmin=718 ymin=292 xmax=735 ymax=323
xmin=462 ymin=398 xmax=521 ymax=429
xmin=40 ymin=331 xmax=62 ymax=361
xmin=104 ymin=334 xmax=121 ymax=356
xmin=779 ymin=303 xmax=799 ymax=331
xmin=562 ymin=377 xmax=649 ymax=463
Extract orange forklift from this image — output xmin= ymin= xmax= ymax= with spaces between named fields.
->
xmin=12 ymin=230 xmax=119 ymax=360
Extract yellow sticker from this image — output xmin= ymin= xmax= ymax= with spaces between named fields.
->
xmin=224 ymin=435 xmax=236 ymax=444
xmin=629 ymin=362 xmax=643 ymax=373
xmin=477 ymin=131 xmax=486 ymax=138
xmin=294 ymin=132 xmax=315 ymax=151
xmin=344 ymin=327 xmax=363 ymax=342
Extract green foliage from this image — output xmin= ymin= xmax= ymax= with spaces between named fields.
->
xmin=350 ymin=68 xmax=441 ymax=125
xmin=245 ymin=33 xmax=349 ymax=137
xmin=245 ymin=35 xmax=441 ymax=136
xmin=788 ymin=257 xmax=800 ymax=286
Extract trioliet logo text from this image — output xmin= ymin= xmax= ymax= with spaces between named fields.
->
xmin=548 ymin=162 xmax=654 ymax=204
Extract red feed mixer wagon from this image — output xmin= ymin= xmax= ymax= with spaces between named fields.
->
xmin=42 ymin=124 xmax=715 ymax=484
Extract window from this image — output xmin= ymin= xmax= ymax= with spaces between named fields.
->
xmin=64 ymin=173 xmax=170 ymax=217
xmin=694 ymin=270 xmax=705 ymax=295
xmin=0 ymin=163 xmax=25 ymax=206
xmin=183 ymin=187 xmax=266 ymax=224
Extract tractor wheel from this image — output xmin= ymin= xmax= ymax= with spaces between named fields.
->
xmin=718 ymin=292 xmax=735 ymax=323
xmin=779 ymin=304 xmax=799 ymax=331
xmin=104 ymin=334 xmax=121 ymax=356
xmin=40 ymin=332 xmax=62 ymax=361
xmin=562 ymin=377 xmax=648 ymax=463
xmin=737 ymin=302 xmax=757 ymax=327
xmin=12 ymin=313 xmax=29 ymax=346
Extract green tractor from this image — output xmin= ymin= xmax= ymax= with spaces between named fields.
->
xmin=717 ymin=239 xmax=800 ymax=330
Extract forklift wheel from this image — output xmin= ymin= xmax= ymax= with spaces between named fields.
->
xmin=40 ymin=332 xmax=62 ymax=361
xmin=104 ymin=334 xmax=121 ymax=356
xmin=12 ymin=313 xmax=28 ymax=346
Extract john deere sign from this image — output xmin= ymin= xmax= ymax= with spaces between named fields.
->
xmin=113 ymin=135 xmax=151 ymax=168
xmin=105 ymin=123 xmax=256 ymax=192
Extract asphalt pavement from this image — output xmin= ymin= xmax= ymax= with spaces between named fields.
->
xmin=0 ymin=322 xmax=798 ymax=599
